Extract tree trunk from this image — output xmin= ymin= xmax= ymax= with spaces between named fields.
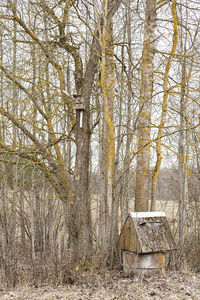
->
xmin=99 ymin=0 xmax=117 ymax=264
xmin=71 ymin=1 xmax=122 ymax=261
xmin=122 ymin=1 xmax=133 ymax=221
xmin=20 ymin=172 xmax=25 ymax=247
xmin=135 ymin=0 xmax=156 ymax=212
xmin=150 ymin=0 xmax=178 ymax=211
xmin=73 ymin=106 xmax=92 ymax=260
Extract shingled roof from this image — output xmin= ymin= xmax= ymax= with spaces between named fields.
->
xmin=117 ymin=212 xmax=177 ymax=253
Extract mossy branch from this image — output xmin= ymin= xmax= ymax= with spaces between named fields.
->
xmin=151 ymin=0 xmax=178 ymax=211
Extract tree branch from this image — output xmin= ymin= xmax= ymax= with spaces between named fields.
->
xmin=0 ymin=62 xmax=48 ymax=121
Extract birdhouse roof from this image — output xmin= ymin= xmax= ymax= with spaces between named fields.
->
xmin=117 ymin=212 xmax=177 ymax=253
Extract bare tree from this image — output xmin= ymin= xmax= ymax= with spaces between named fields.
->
xmin=0 ymin=0 xmax=122 ymax=261
xmin=151 ymin=0 xmax=178 ymax=211
xmin=135 ymin=0 xmax=156 ymax=212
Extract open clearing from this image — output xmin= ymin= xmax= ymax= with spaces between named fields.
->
xmin=0 ymin=270 xmax=199 ymax=299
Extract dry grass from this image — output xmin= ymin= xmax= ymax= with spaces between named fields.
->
xmin=0 ymin=269 xmax=199 ymax=299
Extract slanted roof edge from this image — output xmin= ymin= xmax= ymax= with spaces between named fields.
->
xmin=116 ymin=215 xmax=131 ymax=249
xmin=129 ymin=212 xmax=166 ymax=218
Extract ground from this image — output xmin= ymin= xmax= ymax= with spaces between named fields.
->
xmin=0 ymin=270 xmax=199 ymax=299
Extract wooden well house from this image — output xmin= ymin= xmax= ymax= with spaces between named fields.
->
xmin=117 ymin=212 xmax=177 ymax=274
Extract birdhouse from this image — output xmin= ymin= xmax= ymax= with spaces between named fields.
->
xmin=117 ymin=212 xmax=177 ymax=274
xmin=73 ymin=94 xmax=85 ymax=128
xmin=73 ymin=94 xmax=85 ymax=111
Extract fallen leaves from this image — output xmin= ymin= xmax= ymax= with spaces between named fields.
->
xmin=0 ymin=270 xmax=199 ymax=299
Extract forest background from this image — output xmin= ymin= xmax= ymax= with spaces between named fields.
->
xmin=0 ymin=0 xmax=199 ymax=288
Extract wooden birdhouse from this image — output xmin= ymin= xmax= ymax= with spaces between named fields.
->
xmin=73 ymin=94 xmax=85 ymax=128
xmin=73 ymin=94 xmax=85 ymax=111
xmin=117 ymin=212 xmax=177 ymax=274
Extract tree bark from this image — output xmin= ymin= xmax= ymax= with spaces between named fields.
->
xmin=151 ymin=0 xmax=178 ymax=211
xmin=71 ymin=0 xmax=122 ymax=261
xmin=100 ymin=0 xmax=116 ymax=263
xmin=135 ymin=0 xmax=156 ymax=212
